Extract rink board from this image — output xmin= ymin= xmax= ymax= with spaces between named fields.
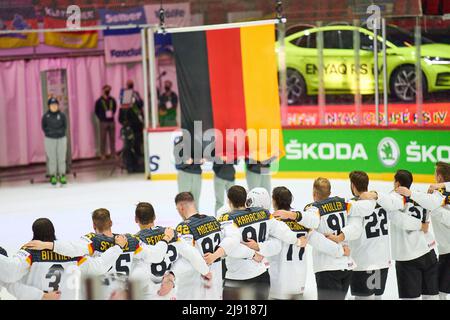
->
xmin=147 ymin=127 xmax=449 ymax=182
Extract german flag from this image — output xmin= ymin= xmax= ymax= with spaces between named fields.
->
xmin=43 ymin=6 xmax=98 ymax=49
xmin=171 ymin=24 xmax=284 ymax=162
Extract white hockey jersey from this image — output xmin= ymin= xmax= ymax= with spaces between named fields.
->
xmin=8 ymin=244 xmax=123 ymax=300
xmin=409 ymin=185 xmax=450 ymax=255
xmin=377 ymin=192 xmax=436 ymax=261
xmin=53 ymin=232 xmax=167 ymax=299
xmin=299 ymin=196 xmax=359 ymax=273
xmin=267 ymin=219 xmax=308 ymax=299
xmin=218 ymin=207 xmax=299 ymax=281
xmin=134 ymin=225 xmax=210 ymax=300
xmin=176 ymin=214 xmax=240 ymax=300
xmin=346 ymin=199 xmax=392 ymax=271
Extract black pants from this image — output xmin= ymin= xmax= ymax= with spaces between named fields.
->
xmin=121 ymin=127 xmax=143 ymax=173
xmin=396 ymin=250 xmax=439 ymax=298
xmin=438 ymin=253 xmax=450 ymax=294
xmin=223 ymin=271 xmax=270 ymax=300
xmin=315 ymin=270 xmax=352 ymax=300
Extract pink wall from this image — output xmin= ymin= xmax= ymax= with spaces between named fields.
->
xmin=0 ymin=56 xmax=144 ymax=167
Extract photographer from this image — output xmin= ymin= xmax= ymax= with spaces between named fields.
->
xmin=118 ymin=80 xmax=144 ymax=173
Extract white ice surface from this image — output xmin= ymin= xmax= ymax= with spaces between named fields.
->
xmin=0 ymin=175 xmax=432 ymax=300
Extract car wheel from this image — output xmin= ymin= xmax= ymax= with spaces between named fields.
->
xmin=287 ymin=69 xmax=306 ymax=105
xmin=390 ymin=65 xmax=427 ymax=102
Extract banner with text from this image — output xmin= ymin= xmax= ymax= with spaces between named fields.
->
xmin=99 ymin=7 xmax=146 ymax=64
xmin=285 ymin=103 xmax=450 ymax=127
xmin=280 ymin=129 xmax=450 ymax=175
xmin=43 ymin=7 xmax=98 ymax=49
xmin=144 ymin=3 xmax=190 ymax=27
xmin=0 ymin=7 xmax=39 ymax=49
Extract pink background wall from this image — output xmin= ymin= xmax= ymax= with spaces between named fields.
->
xmin=0 ymin=56 xmax=144 ymax=167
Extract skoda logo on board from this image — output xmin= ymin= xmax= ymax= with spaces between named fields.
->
xmin=377 ymin=137 xmax=400 ymax=167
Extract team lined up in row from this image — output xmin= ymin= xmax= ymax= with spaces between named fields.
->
xmin=0 ymin=162 xmax=449 ymax=300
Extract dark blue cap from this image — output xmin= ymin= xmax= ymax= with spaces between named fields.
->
xmin=48 ymin=98 xmax=59 ymax=106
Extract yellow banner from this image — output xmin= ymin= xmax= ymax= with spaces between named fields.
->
xmin=0 ymin=33 xmax=39 ymax=49
xmin=44 ymin=32 xmax=98 ymax=49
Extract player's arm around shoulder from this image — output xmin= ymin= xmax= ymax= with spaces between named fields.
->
xmin=175 ymin=236 xmax=209 ymax=276
xmin=338 ymin=215 xmax=363 ymax=242
xmin=138 ymin=229 xmax=172 ymax=264
xmin=0 ymin=250 xmax=30 ymax=283
xmin=79 ymin=235 xmax=127 ymax=276
xmin=308 ymin=230 xmax=346 ymax=258
xmin=257 ymin=237 xmax=282 ymax=258
xmin=2 ymin=280 xmax=52 ymax=300
xmin=297 ymin=205 xmax=321 ymax=229
xmin=268 ymin=215 xmax=298 ymax=245
xmin=397 ymin=186 xmax=445 ymax=211
xmin=26 ymin=234 xmax=94 ymax=258
xmin=219 ymin=216 xmax=240 ymax=254
xmin=347 ymin=199 xmax=376 ymax=217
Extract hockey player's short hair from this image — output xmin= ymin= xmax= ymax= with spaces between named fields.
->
xmin=135 ymin=202 xmax=155 ymax=224
xmin=313 ymin=177 xmax=331 ymax=199
xmin=349 ymin=171 xmax=369 ymax=192
xmin=32 ymin=218 xmax=56 ymax=242
xmin=92 ymin=208 xmax=112 ymax=232
xmin=394 ymin=170 xmax=413 ymax=188
xmin=435 ymin=162 xmax=450 ymax=181
xmin=272 ymin=186 xmax=293 ymax=210
xmin=175 ymin=192 xmax=194 ymax=204
xmin=227 ymin=185 xmax=247 ymax=208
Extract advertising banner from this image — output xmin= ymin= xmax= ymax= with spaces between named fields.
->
xmin=147 ymin=129 xmax=245 ymax=177
xmin=99 ymin=6 xmax=146 ymax=64
xmin=0 ymin=7 xmax=39 ymax=49
xmin=43 ymin=7 xmax=98 ymax=49
xmin=285 ymin=103 xmax=450 ymax=127
xmin=280 ymin=128 xmax=450 ymax=176
xmin=144 ymin=3 xmax=190 ymax=27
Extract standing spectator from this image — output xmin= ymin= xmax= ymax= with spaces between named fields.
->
xmin=246 ymin=159 xmax=272 ymax=194
xmin=95 ymin=85 xmax=117 ymax=160
xmin=213 ymin=157 xmax=236 ymax=215
xmin=174 ymin=135 xmax=203 ymax=209
xmin=41 ymin=98 xmax=67 ymax=185
xmin=119 ymin=80 xmax=144 ymax=173
xmin=158 ymin=80 xmax=178 ymax=127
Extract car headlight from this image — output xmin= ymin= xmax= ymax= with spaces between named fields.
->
xmin=423 ymin=56 xmax=450 ymax=65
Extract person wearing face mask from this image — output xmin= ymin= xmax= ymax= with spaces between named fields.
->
xmin=158 ymin=80 xmax=178 ymax=127
xmin=95 ymin=85 xmax=117 ymax=160
xmin=41 ymin=98 xmax=68 ymax=185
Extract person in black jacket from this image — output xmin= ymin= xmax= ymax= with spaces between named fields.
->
xmin=118 ymin=80 xmax=144 ymax=173
xmin=95 ymin=85 xmax=117 ymax=160
xmin=41 ymin=98 xmax=68 ymax=185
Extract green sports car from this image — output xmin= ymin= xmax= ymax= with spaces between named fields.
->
xmin=284 ymin=25 xmax=450 ymax=104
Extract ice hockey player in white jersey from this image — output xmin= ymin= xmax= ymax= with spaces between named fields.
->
xmin=266 ymin=188 xmax=306 ymax=300
xmin=344 ymin=171 xmax=391 ymax=300
xmin=216 ymin=185 xmax=306 ymax=300
xmin=174 ymin=192 xmax=242 ymax=300
xmin=395 ymin=162 xmax=450 ymax=300
xmin=245 ymin=187 xmax=347 ymax=300
xmin=25 ymin=209 xmax=170 ymax=299
xmin=276 ymin=177 xmax=371 ymax=300
xmin=0 ymin=246 xmax=61 ymax=300
xmin=362 ymin=170 xmax=439 ymax=300
xmin=3 ymin=218 xmax=128 ymax=300
xmin=132 ymin=202 xmax=210 ymax=300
